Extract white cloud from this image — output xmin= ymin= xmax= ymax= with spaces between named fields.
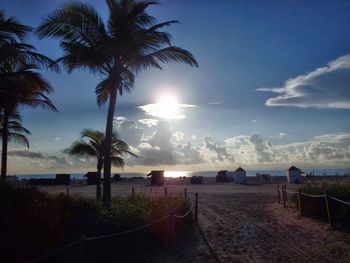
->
xmin=54 ymin=137 xmax=61 ymax=141
xmin=258 ymin=55 xmax=350 ymax=109
xmin=114 ymin=119 xmax=144 ymax=147
xmin=138 ymin=118 xmax=159 ymax=127
xmin=173 ymin=131 xmax=185 ymax=141
xmin=208 ymin=101 xmax=220 ymax=105
xmin=252 ymin=119 xmax=258 ymax=123
xmin=138 ymin=103 xmax=196 ymax=119
xmin=225 ymin=132 xmax=350 ymax=166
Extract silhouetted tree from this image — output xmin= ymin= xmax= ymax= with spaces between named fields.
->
xmin=0 ymin=110 xmax=31 ymax=148
xmin=68 ymin=129 xmax=136 ymax=200
xmin=37 ymin=0 xmax=198 ymax=206
xmin=0 ymin=11 xmax=58 ymax=183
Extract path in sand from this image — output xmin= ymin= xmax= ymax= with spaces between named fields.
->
xmin=195 ymin=192 xmax=350 ymax=263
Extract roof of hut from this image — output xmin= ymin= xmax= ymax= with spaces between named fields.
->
xmin=235 ymin=167 xmax=246 ymax=172
xmin=287 ymin=165 xmax=300 ymax=171
xmin=84 ymin=172 xmax=98 ymax=177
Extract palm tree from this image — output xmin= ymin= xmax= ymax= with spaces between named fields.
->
xmin=0 ymin=10 xmax=57 ymax=70
xmin=0 ymin=110 xmax=31 ymax=148
xmin=37 ymin=0 xmax=198 ymax=205
xmin=0 ymin=11 xmax=58 ymax=183
xmin=69 ymin=129 xmax=136 ymax=200
xmin=0 ymin=63 xmax=58 ymax=183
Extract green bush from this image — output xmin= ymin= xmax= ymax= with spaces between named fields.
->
xmin=294 ymin=183 xmax=350 ymax=229
xmin=0 ymin=184 xmax=193 ymax=262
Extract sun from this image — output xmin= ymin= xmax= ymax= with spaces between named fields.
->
xmin=139 ymin=90 xmax=195 ymax=120
xmin=152 ymin=93 xmax=185 ymax=119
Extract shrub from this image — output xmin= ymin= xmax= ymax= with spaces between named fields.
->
xmin=0 ymin=185 xmax=193 ymax=262
xmin=293 ymin=183 xmax=350 ymax=229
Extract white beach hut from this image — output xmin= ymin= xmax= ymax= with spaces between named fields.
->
xmin=234 ymin=167 xmax=246 ymax=184
xmin=287 ymin=166 xmax=301 ymax=183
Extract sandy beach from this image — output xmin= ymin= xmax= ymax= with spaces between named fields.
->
xmin=38 ymin=178 xmax=350 ymax=263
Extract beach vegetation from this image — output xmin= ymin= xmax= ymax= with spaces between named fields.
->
xmin=292 ymin=182 xmax=350 ymax=229
xmin=0 ymin=184 xmax=193 ymax=262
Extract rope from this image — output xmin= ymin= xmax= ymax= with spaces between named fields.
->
xmin=86 ymin=215 xmax=170 ymax=241
xmin=174 ymin=203 xmax=194 ymax=219
xmin=27 ymin=215 xmax=170 ymax=262
xmin=300 ymin=192 xmax=326 ymax=198
xmin=329 ymin=196 xmax=350 ymax=206
xmin=26 ymin=240 xmax=79 ymax=263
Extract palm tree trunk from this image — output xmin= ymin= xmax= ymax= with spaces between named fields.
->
xmin=1 ymin=109 xmax=9 ymax=183
xmin=102 ymin=85 xmax=118 ymax=206
xmin=96 ymin=161 xmax=102 ymax=201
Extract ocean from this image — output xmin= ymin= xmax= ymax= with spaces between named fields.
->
xmin=15 ymin=168 xmax=350 ymax=180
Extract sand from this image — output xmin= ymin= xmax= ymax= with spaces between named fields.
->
xmin=39 ymin=179 xmax=350 ymax=263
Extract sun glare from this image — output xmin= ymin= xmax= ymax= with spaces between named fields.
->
xmin=149 ymin=93 xmax=185 ymax=119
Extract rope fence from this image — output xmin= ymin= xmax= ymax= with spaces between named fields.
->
xmin=26 ymin=190 xmax=198 ymax=263
xmin=277 ymin=184 xmax=350 ymax=227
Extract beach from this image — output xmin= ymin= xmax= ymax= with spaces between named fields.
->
xmin=39 ymin=178 xmax=350 ymax=263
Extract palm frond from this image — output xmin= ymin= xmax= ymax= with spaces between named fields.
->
xmin=7 ymin=133 xmax=30 ymax=148
xmin=150 ymin=46 xmax=199 ymax=67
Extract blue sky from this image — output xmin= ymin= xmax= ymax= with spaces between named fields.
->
xmin=2 ymin=0 xmax=350 ymax=173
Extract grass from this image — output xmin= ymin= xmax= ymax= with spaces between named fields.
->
xmin=290 ymin=182 xmax=350 ymax=229
xmin=0 ymin=183 xmax=195 ymax=262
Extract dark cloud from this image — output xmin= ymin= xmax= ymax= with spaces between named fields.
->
xmin=8 ymin=150 xmax=44 ymax=158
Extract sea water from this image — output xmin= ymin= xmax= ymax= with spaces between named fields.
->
xmin=15 ymin=168 xmax=350 ymax=180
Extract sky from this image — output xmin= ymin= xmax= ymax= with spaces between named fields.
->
xmin=2 ymin=0 xmax=350 ymax=174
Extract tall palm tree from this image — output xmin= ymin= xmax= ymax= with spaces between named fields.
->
xmin=0 ymin=63 xmax=57 ymax=183
xmin=37 ymin=0 xmax=198 ymax=205
xmin=69 ymin=129 xmax=136 ymax=200
xmin=0 ymin=110 xmax=31 ymax=156
xmin=0 ymin=11 xmax=58 ymax=183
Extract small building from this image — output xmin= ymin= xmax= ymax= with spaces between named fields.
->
xmin=147 ymin=170 xmax=164 ymax=186
xmin=55 ymin=174 xmax=70 ymax=185
xmin=84 ymin=172 xmax=99 ymax=185
xmin=216 ymin=170 xmax=234 ymax=182
xmin=287 ymin=166 xmax=301 ymax=183
xmin=234 ymin=167 xmax=246 ymax=184
xmin=6 ymin=176 xmax=18 ymax=185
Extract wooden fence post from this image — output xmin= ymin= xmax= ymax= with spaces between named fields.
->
xmin=164 ymin=187 xmax=167 ymax=197
xmin=184 ymin=188 xmax=187 ymax=200
xmin=79 ymin=234 xmax=86 ymax=261
xmin=170 ymin=209 xmax=175 ymax=246
xmin=195 ymin=193 xmax=198 ymax=224
xmin=277 ymin=184 xmax=280 ymax=204
xmin=324 ymin=191 xmax=332 ymax=227
xmin=132 ymin=187 xmax=135 ymax=197
xmin=298 ymin=189 xmax=302 ymax=215
xmin=282 ymin=185 xmax=286 ymax=208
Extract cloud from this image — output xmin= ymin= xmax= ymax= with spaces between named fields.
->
xmin=138 ymin=102 xmax=196 ymax=119
xmin=138 ymin=118 xmax=159 ymax=127
xmin=8 ymin=150 xmax=44 ymax=158
xmin=201 ymin=136 xmax=234 ymax=163
xmin=8 ymin=149 xmax=70 ymax=169
xmin=225 ymin=132 xmax=350 ymax=166
xmin=208 ymin=101 xmax=220 ymax=105
xmin=258 ymin=55 xmax=350 ymax=109
xmin=173 ymin=132 xmax=185 ymax=141
xmin=114 ymin=118 xmax=144 ymax=147
xmin=54 ymin=137 xmax=61 ymax=141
